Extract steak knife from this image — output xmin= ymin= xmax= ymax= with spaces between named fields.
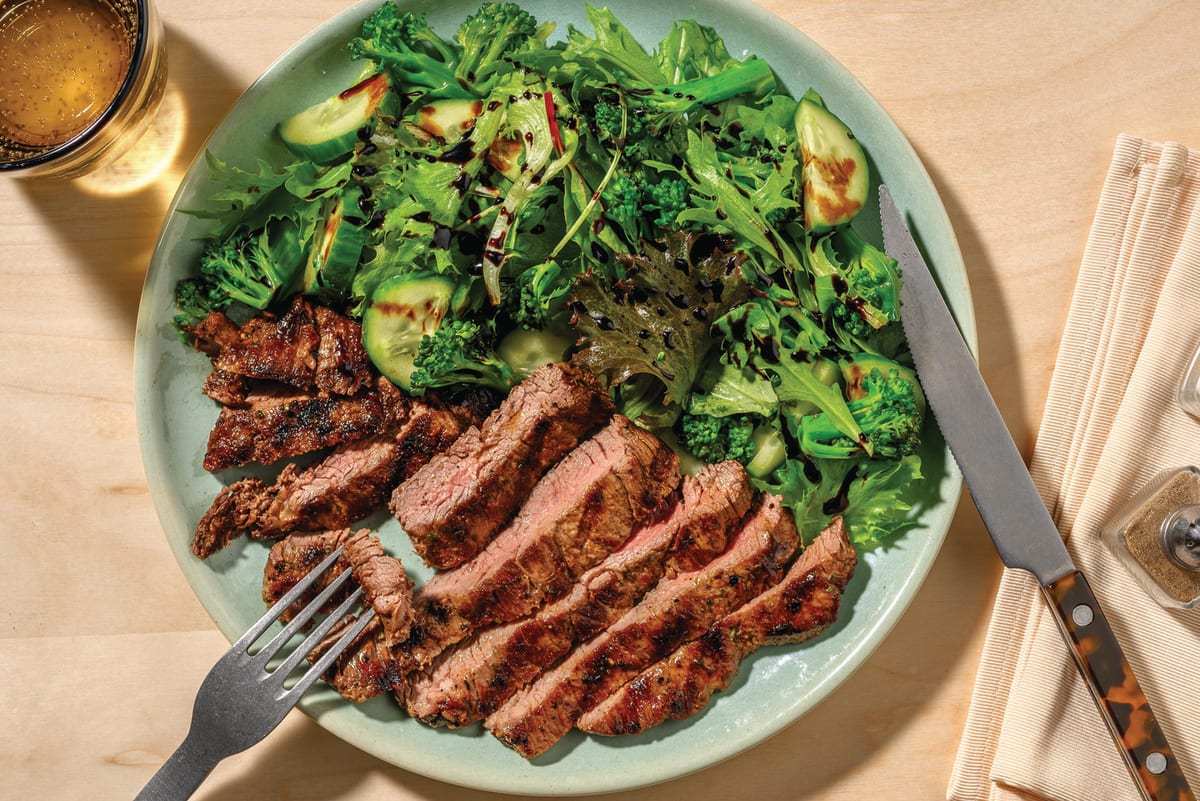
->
xmin=879 ymin=185 xmax=1194 ymax=801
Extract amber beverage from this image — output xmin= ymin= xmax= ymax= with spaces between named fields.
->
xmin=0 ymin=0 xmax=165 ymax=178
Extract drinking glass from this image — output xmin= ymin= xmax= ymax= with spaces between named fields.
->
xmin=0 ymin=0 xmax=167 ymax=178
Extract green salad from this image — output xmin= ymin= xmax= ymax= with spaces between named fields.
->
xmin=174 ymin=1 xmax=925 ymax=551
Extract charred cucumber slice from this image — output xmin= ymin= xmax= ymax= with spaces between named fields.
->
xmin=303 ymin=188 xmax=366 ymax=300
xmin=278 ymin=72 xmax=393 ymax=163
xmin=795 ymin=91 xmax=869 ymax=231
xmin=362 ymin=274 xmax=466 ymax=391
xmin=415 ymin=98 xmax=484 ymax=142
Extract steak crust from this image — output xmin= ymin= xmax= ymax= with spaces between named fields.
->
xmin=390 ymin=362 xmax=614 ymax=569
xmin=577 ymin=517 xmax=856 ymax=735
xmin=404 ymin=461 xmax=756 ymax=727
xmin=398 ymin=416 xmax=680 ymax=673
xmin=484 ymin=494 xmax=799 ymax=759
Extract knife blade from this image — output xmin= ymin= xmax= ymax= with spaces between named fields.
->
xmin=879 ymin=185 xmax=1194 ymax=801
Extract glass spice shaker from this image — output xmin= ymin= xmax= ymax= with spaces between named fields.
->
xmin=1103 ymin=466 xmax=1200 ymax=609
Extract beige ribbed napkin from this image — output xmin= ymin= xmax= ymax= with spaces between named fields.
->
xmin=947 ymin=134 xmax=1200 ymax=801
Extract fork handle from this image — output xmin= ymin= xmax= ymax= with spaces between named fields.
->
xmin=134 ymin=732 xmax=221 ymax=801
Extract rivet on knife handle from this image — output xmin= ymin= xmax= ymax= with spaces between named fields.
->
xmin=1043 ymin=570 xmax=1195 ymax=801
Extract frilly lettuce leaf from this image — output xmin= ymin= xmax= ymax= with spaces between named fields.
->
xmin=571 ymin=230 xmax=750 ymax=425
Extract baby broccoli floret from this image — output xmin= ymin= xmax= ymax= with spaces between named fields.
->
xmin=348 ymin=2 xmax=468 ymax=99
xmin=678 ymin=411 xmax=757 ymax=465
xmin=196 ymin=221 xmax=304 ymax=310
xmin=809 ymin=226 xmax=903 ymax=352
xmin=409 ymin=317 xmax=517 ymax=392
xmin=510 ymin=259 xmax=575 ymax=329
xmin=797 ymin=359 xmax=925 ymax=460
xmin=172 ymin=276 xmax=225 ymax=332
xmin=454 ymin=2 xmax=543 ymax=95
xmin=600 ymin=172 xmax=644 ymax=233
xmin=644 ymin=177 xmax=690 ymax=229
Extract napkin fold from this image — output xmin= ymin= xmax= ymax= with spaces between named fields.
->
xmin=948 ymin=134 xmax=1200 ymax=801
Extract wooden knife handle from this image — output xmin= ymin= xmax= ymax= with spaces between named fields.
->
xmin=1043 ymin=570 xmax=1195 ymax=801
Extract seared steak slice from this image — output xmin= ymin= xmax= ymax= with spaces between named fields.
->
xmin=262 ymin=529 xmax=354 ymax=620
xmin=343 ymin=530 xmax=415 ymax=650
xmin=208 ymin=296 xmax=373 ymax=398
xmin=578 ymin=517 xmax=856 ymax=735
xmin=201 ymin=369 xmax=248 ymax=406
xmin=194 ymin=394 xmax=477 ymax=558
xmin=203 ymin=376 xmax=408 ymax=471
xmin=404 ymin=461 xmax=755 ymax=727
xmin=399 ymin=416 xmax=679 ymax=672
xmin=390 ymin=362 xmax=614 ymax=570
xmin=484 ymin=494 xmax=799 ymax=759
xmin=213 ymin=295 xmax=322 ymax=391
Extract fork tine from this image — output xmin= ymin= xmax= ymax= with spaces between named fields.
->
xmin=283 ymin=606 xmax=379 ymax=705
xmin=268 ymin=584 xmax=366 ymax=682
xmin=251 ymin=564 xmax=356 ymax=670
xmin=232 ymin=545 xmax=346 ymax=652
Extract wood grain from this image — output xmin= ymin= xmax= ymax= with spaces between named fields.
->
xmin=2 ymin=1 xmax=1199 ymax=798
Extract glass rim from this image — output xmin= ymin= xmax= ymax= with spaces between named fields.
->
xmin=0 ymin=0 xmax=153 ymax=172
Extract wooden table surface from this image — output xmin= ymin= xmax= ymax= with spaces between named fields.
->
xmin=4 ymin=1 xmax=1199 ymax=799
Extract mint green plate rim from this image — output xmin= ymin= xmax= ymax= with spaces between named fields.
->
xmin=134 ymin=0 xmax=974 ymax=794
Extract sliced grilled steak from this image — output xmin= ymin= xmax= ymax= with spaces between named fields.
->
xmin=404 ymin=461 xmax=756 ymax=727
xmin=262 ymin=529 xmax=412 ymax=702
xmin=192 ymin=396 xmax=470 ymax=557
xmin=577 ymin=517 xmax=856 ymax=736
xmin=399 ymin=416 xmax=679 ymax=672
xmin=200 ymin=369 xmax=248 ymax=406
xmin=207 ymin=295 xmax=373 ymax=398
xmin=203 ymin=376 xmax=408 ymax=471
xmin=484 ymin=494 xmax=799 ymax=759
xmin=390 ymin=362 xmax=614 ymax=570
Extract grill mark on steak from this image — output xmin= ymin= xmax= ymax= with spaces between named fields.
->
xmin=323 ymin=617 xmax=405 ymax=702
xmin=391 ymin=362 xmax=614 ymax=570
xmin=484 ymin=494 xmax=799 ymax=759
xmin=203 ymin=376 xmax=409 ymax=471
xmin=577 ymin=517 xmax=857 ymax=736
xmin=398 ymin=416 xmax=680 ymax=673
xmin=403 ymin=461 xmax=756 ymax=728
xmin=192 ymin=396 xmax=471 ymax=558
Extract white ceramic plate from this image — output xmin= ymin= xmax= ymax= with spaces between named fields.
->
xmin=135 ymin=0 xmax=973 ymax=794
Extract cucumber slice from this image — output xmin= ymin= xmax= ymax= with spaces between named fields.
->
xmin=278 ymin=72 xmax=393 ymax=163
xmin=362 ymin=273 xmax=465 ymax=391
xmin=415 ymin=98 xmax=484 ymax=143
xmin=795 ymin=92 xmax=869 ymax=231
xmin=303 ymin=188 xmax=366 ymax=300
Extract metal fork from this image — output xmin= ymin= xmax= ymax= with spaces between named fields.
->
xmin=134 ymin=546 xmax=377 ymax=801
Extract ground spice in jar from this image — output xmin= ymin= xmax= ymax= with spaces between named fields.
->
xmin=1120 ymin=467 xmax=1200 ymax=605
